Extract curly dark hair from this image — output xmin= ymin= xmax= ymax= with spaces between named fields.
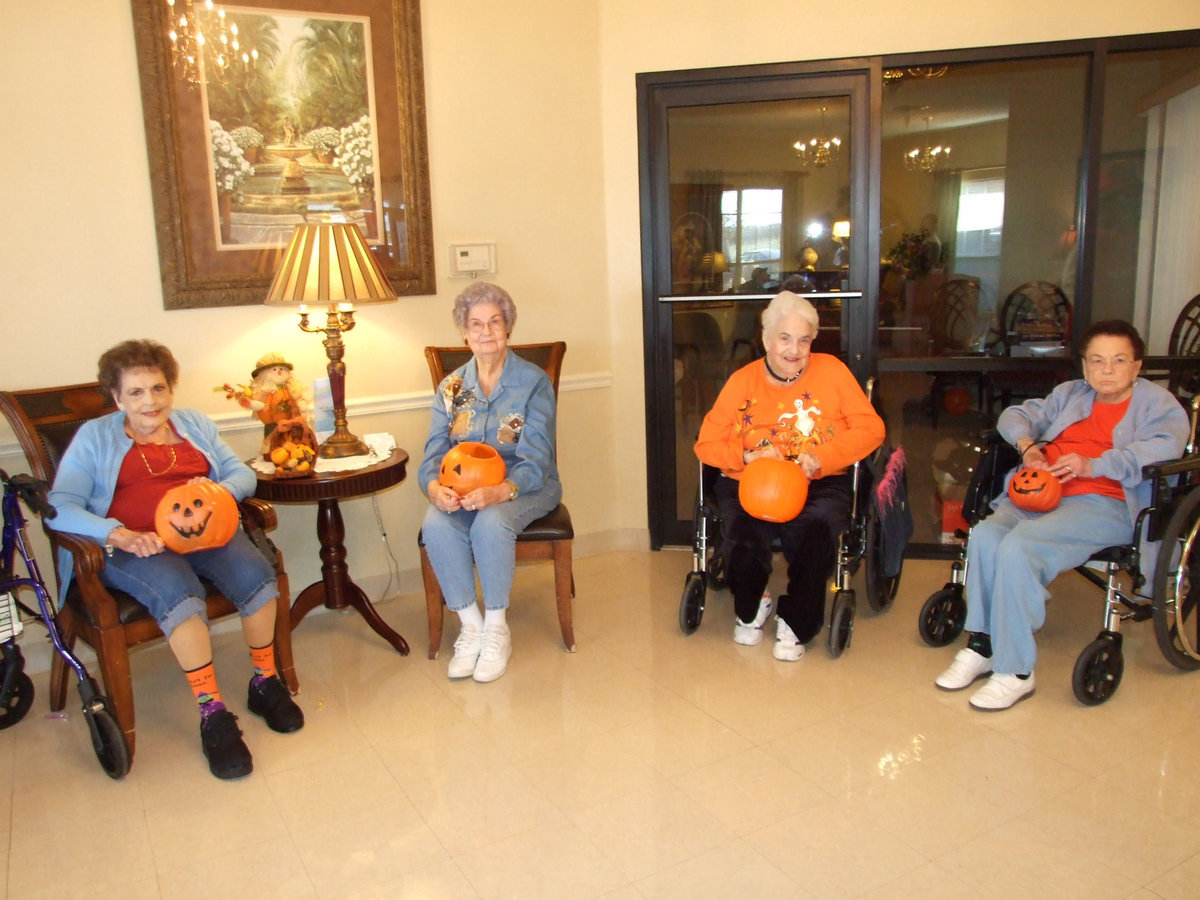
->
xmin=97 ymin=340 xmax=180 ymax=396
xmin=1079 ymin=319 xmax=1145 ymax=361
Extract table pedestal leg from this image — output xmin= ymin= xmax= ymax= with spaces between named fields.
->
xmin=290 ymin=497 xmax=409 ymax=656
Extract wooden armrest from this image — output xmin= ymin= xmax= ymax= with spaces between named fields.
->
xmin=46 ymin=530 xmax=108 ymax=577
xmin=240 ymin=497 xmax=277 ymax=531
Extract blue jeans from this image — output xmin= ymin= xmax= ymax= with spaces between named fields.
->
xmin=98 ymin=530 xmax=277 ymax=638
xmin=422 ymin=480 xmax=563 ymax=611
xmin=964 ymin=493 xmax=1133 ymax=675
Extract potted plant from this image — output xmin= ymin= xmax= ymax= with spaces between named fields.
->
xmin=229 ymin=125 xmax=265 ymax=165
xmin=304 ymin=126 xmax=340 ymax=163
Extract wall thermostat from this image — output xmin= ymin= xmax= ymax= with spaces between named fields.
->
xmin=448 ymin=242 xmax=497 ymax=277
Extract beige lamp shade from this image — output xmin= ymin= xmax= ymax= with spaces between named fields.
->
xmin=265 ymin=223 xmax=396 ymax=307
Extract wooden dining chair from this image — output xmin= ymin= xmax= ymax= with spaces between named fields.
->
xmin=1168 ymin=292 xmax=1200 ymax=398
xmin=0 ymin=383 xmax=298 ymax=759
xmin=417 ymin=342 xmax=576 ymax=658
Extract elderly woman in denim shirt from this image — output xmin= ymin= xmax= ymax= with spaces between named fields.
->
xmin=419 ymin=283 xmax=562 ymax=683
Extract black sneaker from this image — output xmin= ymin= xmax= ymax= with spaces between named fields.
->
xmin=247 ymin=676 xmax=305 ymax=733
xmin=200 ymin=709 xmax=253 ymax=779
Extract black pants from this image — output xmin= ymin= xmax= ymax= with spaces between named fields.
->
xmin=714 ymin=472 xmax=853 ymax=643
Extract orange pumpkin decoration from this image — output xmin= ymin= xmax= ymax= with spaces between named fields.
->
xmin=1007 ymin=467 xmax=1063 ymax=513
xmin=154 ymin=482 xmax=240 ymax=554
xmin=942 ymin=387 xmax=972 ymax=416
xmin=739 ymin=457 xmax=810 ymax=522
xmin=439 ymin=441 xmax=507 ymax=496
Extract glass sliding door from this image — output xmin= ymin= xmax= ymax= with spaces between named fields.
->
xmin=638 ymin=68 xmax=874 ymax=548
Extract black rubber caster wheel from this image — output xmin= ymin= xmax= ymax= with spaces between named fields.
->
xmin=1072 ymin=633 xmax=1124 ymax=706
xmin=918 ymin=585 xmax=966 ymax=647
xmin=679 ymin=571 xmax=706 ymax=636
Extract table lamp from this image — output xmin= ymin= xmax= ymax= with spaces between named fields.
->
xmin=264 ymin=222 xmax=396 ymax=458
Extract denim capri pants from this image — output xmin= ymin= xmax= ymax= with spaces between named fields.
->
xmin=97 ymin=530 xmax=278 ymax=638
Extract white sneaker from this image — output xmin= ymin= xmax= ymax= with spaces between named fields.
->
xmin=935 ymin=647 xmax=993 ymax=691
xmin=473 ymin=625 xmax=512 ymax=683
xmin=447 ymin=624 xmax=482 ymax=679
xmin=733 ymin=591 xmax=774 ymax=645
xmin=969 ymin=673 xmax=1036 ymax=710
xmin=773 ymin=616 xmax=805 ymax=662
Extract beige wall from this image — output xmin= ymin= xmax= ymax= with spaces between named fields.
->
xmin=2 ymin=1 xmax=1199 ymax=606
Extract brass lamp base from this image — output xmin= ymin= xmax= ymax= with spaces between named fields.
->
xmin=319 ymin=422 xmax=369 ymax=459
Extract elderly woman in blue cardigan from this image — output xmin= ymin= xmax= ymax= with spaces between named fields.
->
xmin=420 ymin=283 xmax=562 ymax=683
xmin=935 ymin=320 xmax=1188 ymax=710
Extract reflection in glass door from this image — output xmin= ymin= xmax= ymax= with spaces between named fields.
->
xmin=638 ymin=69 xmax=874 ymax=547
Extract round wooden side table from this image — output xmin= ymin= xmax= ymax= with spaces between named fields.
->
xmin=253 ymin=449 xmax=410 ymax=655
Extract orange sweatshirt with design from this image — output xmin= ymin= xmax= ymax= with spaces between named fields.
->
xmin=694 ymin=354 xmax=885 ymax=479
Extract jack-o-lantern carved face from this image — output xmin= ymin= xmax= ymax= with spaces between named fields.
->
xmin=154 ymin=482 xmax=239 ymax=554
xmin=1007 ymin=467 xmax=1063 ymax=513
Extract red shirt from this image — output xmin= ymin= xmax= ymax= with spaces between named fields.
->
xmin=106 ymin=437 xmax=211 ymax=532
xmin=1044 ymin=397 xmax=1129 ymax=502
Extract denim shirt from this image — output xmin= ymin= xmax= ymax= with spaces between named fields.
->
xmin=418 ymin=351 xmax=560 ymax=498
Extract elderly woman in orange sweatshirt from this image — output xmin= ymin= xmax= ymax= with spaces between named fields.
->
xmin=695 ymin=291 xmax=885 ymax=660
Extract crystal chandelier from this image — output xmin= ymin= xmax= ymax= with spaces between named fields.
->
xmin=904 ymin=117 xmax=951 ymax=174
xmin=794 ymin=107 xmax=841 ymax=168
xmin=166 ymin=0 xmax=257 ymax=87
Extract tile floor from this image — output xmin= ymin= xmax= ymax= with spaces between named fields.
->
xmin=3 ymin=549 xmax=1200 ymax=898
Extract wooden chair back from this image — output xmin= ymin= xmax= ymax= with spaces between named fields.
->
xmin=424 ymin=342 xmax=566 ymax=398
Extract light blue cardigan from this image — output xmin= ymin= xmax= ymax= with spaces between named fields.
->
xmin=997 ymin=377 xmax=1189 ymax=528
xmin=45 ymin=408 xmax=255 ymax=601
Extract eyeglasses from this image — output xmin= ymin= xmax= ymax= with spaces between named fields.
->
xmin=467 ymin=317 xmax=505 ymax=335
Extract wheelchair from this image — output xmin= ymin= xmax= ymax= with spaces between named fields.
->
xmin=918 ymin=396 xmax=1200 ymax=705
xmin=680 ymin=386 xmax=908 ymax=657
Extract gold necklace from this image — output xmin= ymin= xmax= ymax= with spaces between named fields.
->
xmin=135 ymin=442 xmax=177 ymax=476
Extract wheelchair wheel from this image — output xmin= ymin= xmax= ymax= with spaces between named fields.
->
xmin=918 ymin=585 xmax=966 ymax=647
xmin=1151 ymin=486 xmax=1200 ymax=670
xmin=828 ymin=589 xmax=856 ymax=658
xmin=679 ymin=571 xmax=706 ymax=636
xmin=0 ymin=663 xmax=34 ymax=730
xmin=864 ymin=506 xmax=901 ymax=612
xmin=1072 ymin=633 xmax=1124 ymax=706
xmin=85 ymin=704 xmax=131 ymax=780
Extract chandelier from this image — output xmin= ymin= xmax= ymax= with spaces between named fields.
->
xmin=166 ymin=0 xmax=257 ymax=87
xmin=794 ymin=107 xmax=841 ymax=168
xmin=904 ymin=117 xmax=951 ymax=174
xmin=883 ymin=65 xmax=950 ymax=84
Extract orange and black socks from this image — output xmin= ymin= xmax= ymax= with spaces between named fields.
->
xmin=185 ymin=661 xmax=225 ymax=717
xmin=250 ymin=642 xmax=277 ymax=681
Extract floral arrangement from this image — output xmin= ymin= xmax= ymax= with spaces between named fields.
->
xmin=210 ymin=120 xmax=254 ymax=201
xmin=337 ymin=115 xmax=375 ymax=193
xmin=304 ymin=126 xmax=340 ymax=157
xmin=229 ymin=125 xmax=264 ymax=151
xmin=886 ymin=229 xmax=934 ymax=279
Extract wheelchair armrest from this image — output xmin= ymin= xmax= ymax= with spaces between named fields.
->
xmin=1142 ymin=455 xmax=1200 ymax=481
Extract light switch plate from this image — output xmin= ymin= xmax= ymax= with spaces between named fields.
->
xmin=449 ymin=242 xmax=497 ymax=277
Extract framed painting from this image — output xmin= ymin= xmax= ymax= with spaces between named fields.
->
xmin=130 ymin=0 xmax=435 ymax=309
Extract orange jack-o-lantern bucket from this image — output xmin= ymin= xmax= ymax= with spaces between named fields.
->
xmin=739 ymin=457 xmax=810 ymax=522
xmin=439 ymin=441 xmax=507 ymax=496
xmin=154 ymin=482 xmax=240 ymax=554
xmin=1007 ymin=467 xmax=1063 ymax=513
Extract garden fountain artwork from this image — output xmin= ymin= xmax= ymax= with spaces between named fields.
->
xmin=265 ymin=125 xmax=312 ymax=195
